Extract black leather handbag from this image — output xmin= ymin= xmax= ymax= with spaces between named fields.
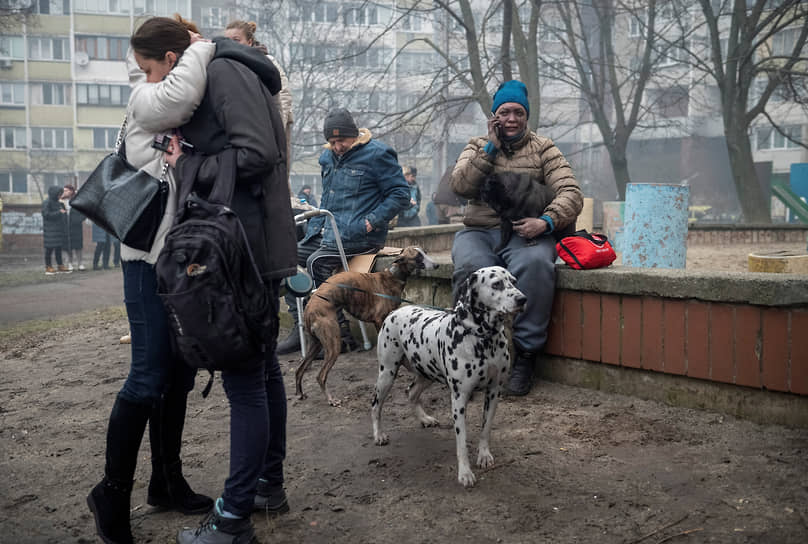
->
xmin=70 ymin=116 xmax=169 ymax=252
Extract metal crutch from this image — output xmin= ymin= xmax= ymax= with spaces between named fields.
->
xmin=293 ymin=208 xmax=373 ymax=357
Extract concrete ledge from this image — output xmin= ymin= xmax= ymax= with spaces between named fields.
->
xmin=376 ymin=256 xmax=808 ymax=307
xmin=540 ymin=355 xmax=808 ymax=428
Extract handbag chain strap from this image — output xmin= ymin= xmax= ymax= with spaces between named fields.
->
xmin=117 ymin=112 xmax=169 ymax=183
xmin=114 ymin=114 xmax=127 ymax=153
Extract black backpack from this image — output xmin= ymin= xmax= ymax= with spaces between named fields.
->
xmin=156 ymin=149 xmax=272 ymax=392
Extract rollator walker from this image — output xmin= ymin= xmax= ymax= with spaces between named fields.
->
xmin=281 ymin=208 xmax=373 ymax=358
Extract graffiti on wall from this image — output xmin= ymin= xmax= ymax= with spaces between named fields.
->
xmin=2 ymin=211 xmax=43 ymax=234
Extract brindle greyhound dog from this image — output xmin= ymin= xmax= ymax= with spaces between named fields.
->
xmin=295 ymin=246 xmax=438 ymax=406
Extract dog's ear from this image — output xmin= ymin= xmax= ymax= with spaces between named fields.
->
xmin=455 ymin=272 xmax=477 ymax=311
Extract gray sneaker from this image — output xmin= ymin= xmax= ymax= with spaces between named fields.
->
xmin=253 ymin=480 xmax=289 ymax=515
xmin=177 ymin=498 xmax=257 ymax=544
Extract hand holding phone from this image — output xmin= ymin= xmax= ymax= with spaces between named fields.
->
xmin=487 ymin=113 xmax=502 ymax=149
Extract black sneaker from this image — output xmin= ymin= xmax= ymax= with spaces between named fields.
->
xmin=253 ymin=480 xmax=289 ymax=515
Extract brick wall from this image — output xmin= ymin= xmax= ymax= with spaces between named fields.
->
xmin=545 ymin=290 xmax=808 ymax=395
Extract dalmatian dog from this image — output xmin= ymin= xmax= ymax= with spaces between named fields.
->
xmin=371 ymin=266 xmax=527 ymax=487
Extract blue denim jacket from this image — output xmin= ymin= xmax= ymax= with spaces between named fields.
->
xmin=304 ymin=132 xmax=410 ymax=251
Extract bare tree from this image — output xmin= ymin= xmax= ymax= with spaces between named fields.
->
xmin=540 ymin=0 xmax=699 ymax=199
xmin=0 ymin=0 xmax=35 ymax=34
xmin=691 ymin=0 xmax=808 ymax=223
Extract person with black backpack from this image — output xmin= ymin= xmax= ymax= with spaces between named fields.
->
xmin=85 ymin=17 xmax=217 ymax=544
xmin=162 ymin=35 xmax=297 ymax=544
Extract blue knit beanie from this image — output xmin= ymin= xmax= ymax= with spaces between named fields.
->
xmin=491 ymin=80 xmax=529 ymax=118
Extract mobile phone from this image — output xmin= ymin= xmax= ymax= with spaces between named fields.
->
xmin=489 ymin=112 xmax=502 ymax=139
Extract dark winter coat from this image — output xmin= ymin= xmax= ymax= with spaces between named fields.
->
xmin=176 ymin=38 xmax=297 ymax=281
xmin=66 ymin=204 xmax=85 ymax=250
xmin=42 ymin=186 xmax=66 ymax=249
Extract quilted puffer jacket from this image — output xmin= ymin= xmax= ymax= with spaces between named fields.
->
xmin=450 ymin=131 xmax=583 ymax=232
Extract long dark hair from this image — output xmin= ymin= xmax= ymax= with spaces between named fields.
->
xmin=130 ymin=16 xmax=192 ymax=60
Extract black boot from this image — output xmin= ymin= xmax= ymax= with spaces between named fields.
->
xmin=337 ymin=311 xmax=359 ymax=353
xmin=147 ymin=392 xmax=213 ymax=515
xmin=253 ymin=478 xmax=290 ymax=515
xmin=87 ymin=395 xmax=151 ymax=544
xmin=506 ymin=350 xmax=536 ymax=396
xmin=276 ymin=327 xmax=301 ymax=355
xmin=87 ymin=477 xmax=134 ymax=544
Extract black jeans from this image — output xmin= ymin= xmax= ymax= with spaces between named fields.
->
xmin=44 ymin=247 xmax=63 ymax=267
xmin=220 ymin=279 xmax=286 ymax=517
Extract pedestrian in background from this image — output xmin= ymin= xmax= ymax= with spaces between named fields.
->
xmin=92 ymin=222 xmax=111 ymax=270
xmin=62 ymin=184 xmax=86 ymax=271
xmin=426 ymin=192 xmax=439 ymax=225
xmin=396 ymin=166 xmax=422 ymax=227
xmin=42 ymin=185 xmax=69 ymax=275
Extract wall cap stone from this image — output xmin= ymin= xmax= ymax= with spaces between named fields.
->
xmin=376 ymin=256 xmax=808 ymax=307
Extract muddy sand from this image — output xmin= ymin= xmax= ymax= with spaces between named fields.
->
xmin=0 ymin=242 xmax=807 ymax=543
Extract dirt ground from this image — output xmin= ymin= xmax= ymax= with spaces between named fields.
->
xmin=1 ymin=242 xmax=807 ymax=544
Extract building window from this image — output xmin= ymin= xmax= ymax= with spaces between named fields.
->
xmin=0 ymin=82 xmax=26 ymax=106
xmin=28 ymin=37 xmax=70 ymax=61
xmin=0 ymin=36 xmax=25 ymax=59
xmin=31 ymin=127 xmax=73 ymax=150
xmin=30 ymin=83 xmax=72 ymax=105
xmin=35 ymin=172 xmax=74 ymax=189
xmin=1 ymin=127 xmax=27 ymax=149
xmin=400 ymin=11 xmax=422 ymax=31
xmin=772 ymin=27 xmax=802 ymax=56
xmin=93 ymin=127 xmax=119 ymax=149
xmin=629 ymin=10 xmax=646 ymax=38
xmin=756 ymin=125 xmax=802 ymax=150
xmin=132 ymin=0 xmax=184 ymax=17
xmin=202 ymin=7 xmax=227 ymax=29
xmin=75 ymin=36 xmax=129 ymax=61
xmin=646 ymin=85 xmax=689 ymax=118
xmin=35 ymin=0 xmax=70 ymax=15
xmin=540 ymin=17 xmax=563 ymax=43
xmin=0 ymin=172 xmax=28 ymax=193
xmin=396 ymin=51 xmax=435 ymax=76
xmin=73 ymin=0 xmax=129 ymax=14
xmin=77 ymin=83 xmax=130 ymax=105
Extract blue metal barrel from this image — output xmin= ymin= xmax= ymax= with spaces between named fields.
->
xmin=622 ymin=183 xmax=690 ymax=269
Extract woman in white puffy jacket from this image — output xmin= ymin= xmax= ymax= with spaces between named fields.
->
xmin=86 ymin=16 xmax=215 ymax=544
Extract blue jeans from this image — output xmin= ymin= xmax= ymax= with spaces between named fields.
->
xmin=451 ymin=228 xmax=557 ymax=353
xmin=221 ymin=279 xmax=286 ymax=517
xmin=120 ymin=260 xmax=196 ymax=405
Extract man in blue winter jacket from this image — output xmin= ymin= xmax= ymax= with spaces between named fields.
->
xmin=277 ymin=107 xmax=410 ymax=354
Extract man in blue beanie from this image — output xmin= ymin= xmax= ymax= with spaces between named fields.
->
xmin=450 ymin=80 xmax=583 ymax=396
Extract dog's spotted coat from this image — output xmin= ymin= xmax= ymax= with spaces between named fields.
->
xmin=371 ymin=266 xmax=527 ymax=487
